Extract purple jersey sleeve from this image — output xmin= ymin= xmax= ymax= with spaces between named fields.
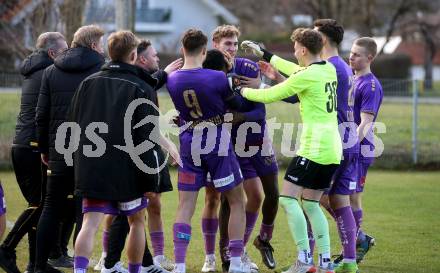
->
xmin=360 ymin=79 xmax=381 ymax=116
xmin=233 ymin=58 xmax=259 ymax=78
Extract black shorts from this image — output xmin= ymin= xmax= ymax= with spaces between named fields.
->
xmin=284 ymin=156 xmax=339 ymax=190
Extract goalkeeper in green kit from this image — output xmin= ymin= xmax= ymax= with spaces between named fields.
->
xmin=237 ymin=28 xmax=342 ymax=273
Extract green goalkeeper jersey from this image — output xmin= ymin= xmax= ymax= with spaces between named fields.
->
xmin=242 ymin=55 xmax=342 ymax=165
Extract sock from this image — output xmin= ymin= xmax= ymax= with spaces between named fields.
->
xmin=102 ymin=230 xmax=109 ymax=255
xmin=259 ymin=223 xmax=274 ymax=242
xmin=302 ymin=200 xmax=331 ymax=255
xmin=173 ymin=223 xmax=191 ymax=264
xmin=243 ymin=212 xmax=258 ymax=246
xmin=229 ymin=240 xmax=244 ymax=269
xmin=352 ymin=209 xmax=366 ymax=241
xmin=150 ymin=231 xmax=165 ymax=257
xmin=128 ymin=263 xmax=141 ymax=273
xmin=334 ymin=206 xmax=357 ymax=262
xmin=201 ymin=218 xmax=218 ymax=255
xmin=228 ymin=239 xmax=244 ymax=258
xmin=305 ymin=214 xmax=315 ymax=256
xmin=279 ymin=196 xmax=310 ymax=253
xmin=74 ymin=256 xmax=89 ymax=273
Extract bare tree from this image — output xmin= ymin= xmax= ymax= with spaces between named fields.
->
xmin=59 ymin=0 xmax=86 ymax=45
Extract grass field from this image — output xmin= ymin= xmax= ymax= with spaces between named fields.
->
xmin=0 ymin=169 xmax=439 ymax=273
xmin=1 ymin=92 xmax=440 ymax=168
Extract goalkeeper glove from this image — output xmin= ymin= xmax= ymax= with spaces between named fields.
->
xmin=241 ymin=40 xmax=273 ymax=62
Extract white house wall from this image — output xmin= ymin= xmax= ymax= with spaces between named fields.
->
xmin=411 ymin=65 xmax=440 ymax=81
xmin=144 ymin=0 xmax=224 ymax=53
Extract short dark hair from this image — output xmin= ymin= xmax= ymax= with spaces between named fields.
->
xmin=354 ymin=37 xmax=377 ymax=57
xmin=107 ymin=31 xmax=140 ymax=62
xmin=291 ymin=28 xmax=323 ymax=55
xmin=137 ymin=39 xmax=152 ymax=55
xmin=313 ymin=19 xmax=344 ymax=46
xmin=181 ymin=28 xmax=208 ymax=55
xmin=203 ymin=49 xmax=228 ymax=72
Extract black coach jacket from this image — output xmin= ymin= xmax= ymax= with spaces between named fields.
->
xmin=69 ymin=61 xmax=163 ymax=201
xmin=36 ymin=46 xmax=104 ymax=174
xmin=14 ymin=50 xmax=53 ymax=148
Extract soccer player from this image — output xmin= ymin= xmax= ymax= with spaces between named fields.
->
xmin=313 ymin=19 xmax=360 ymax=273
xmin=348 ymin=37 xmax=383 ymax=263
xmin=137 ymin=40 xmax=181 ymax=270
xmin=0 ymin=32 xmax=68 ymax=273
xmin=166 ymin=28 xmax=248 ymax=273
xmin=211 ymin=25 xmax=279 ymax=272
xmin=240 ymin=28 xmax=341 ymax=273
xmin=70 ymin=30 xmax=161 ymax=273
xmin=35 ymin=25 xmax=105 ymax=273
xmin=98 ymin=39 xmax=182 ymax=273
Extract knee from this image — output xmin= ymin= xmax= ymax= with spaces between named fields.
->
xmin=205 ymin=196 xmax=220 ymax=211
xmin=129 ymin=209 xmax=146 ymax=223
xmin=147 ymin=200 xmax=161 ymax=217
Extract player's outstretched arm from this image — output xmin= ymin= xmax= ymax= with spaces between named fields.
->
xmin=241 ymin=71 xmax=306 ymax=103
xmin=241 ymin=40 xmax=300 ymax=76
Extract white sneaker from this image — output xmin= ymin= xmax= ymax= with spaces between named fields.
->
xmin=171 ymin=263 xmax=186 ymax=273
xmin=101 ymin=261 xmax=129 ymax=273
xmin=142 ymin=265 xmax=171 ymax=273
xmin=228 ymin=261 xmax=251 ymax=273
xmin=201 ymin=255 xmax=217 ymax=272
xmin=153 ymin=255 xmax=175 ymax=271
xmin=281 ymin=260 xmax=315 ymax=273
xmin=94 ymin=254 xmax=106 ymax=271
xmin=241 ymin=251 xmax=258 ymax=273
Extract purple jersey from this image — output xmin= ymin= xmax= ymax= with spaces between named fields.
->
xmin=231 ymin=58 xmax=266 ymax=145
xmin=328 ymin=56 xmax=359 ymax=155
xmin=167 ymin=68 xmax=231 ymax=156
xmin=353 ymin=73 xmax=383 ymax=163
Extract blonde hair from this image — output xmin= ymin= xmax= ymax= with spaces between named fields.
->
xmin=212 ymin=25 xmax=240 ymax=43
xmin=36 ymin=32 xmax=65 ymax=50
xmin=71 ymin=25 xmax=105 ymax=48
xmin=107 ymin=30 xmax=140 ymax=62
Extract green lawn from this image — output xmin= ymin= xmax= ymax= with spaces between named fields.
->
xmin=0 ymin=169 xmax=439 ymax=273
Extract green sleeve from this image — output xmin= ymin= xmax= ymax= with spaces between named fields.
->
xmin=270 ymin=55 xmax=301 ymax=76
xmin=242 ymin=70 xmax=308 ymax=103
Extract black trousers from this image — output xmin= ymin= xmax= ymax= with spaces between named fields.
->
xmin=34 ymin=167 xmax=83 ymax=271
xmin=2 ymin=146 xmax=45 ymax=265
xmin=105 ymin=215 xmax=153 ymax=269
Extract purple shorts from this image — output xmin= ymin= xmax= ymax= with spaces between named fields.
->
xmin=0 ymin=183 xmax=6 ymax=216
xmin=328 ymin=153 xmax=359 ymax=195
xmin=178 ymin=151 xmax=243 ymax=192
xmin=237 ymin=150 xmax=278 ymax=180
xmin=82 ymin=197 xmax=148 ymax=216
xmin=356 ymin=161 xmax=371 ymax=192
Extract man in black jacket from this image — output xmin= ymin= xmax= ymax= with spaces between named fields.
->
xmin=34 ymin=25 xmax=105 ymax=273
xmin=100 ymin=40 xmax=182 ymax=273
xmin=0 ymin=32 xmax=68 ymax=273
xmin=71 ymin=30 xmax=162 ymax=273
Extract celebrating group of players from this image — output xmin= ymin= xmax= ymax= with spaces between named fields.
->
xmin=0 ymin=17 xmax=383 ymax=273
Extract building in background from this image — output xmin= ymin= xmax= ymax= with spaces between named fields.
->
xmin=84 ymin=0 xmax=239 ymax=53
